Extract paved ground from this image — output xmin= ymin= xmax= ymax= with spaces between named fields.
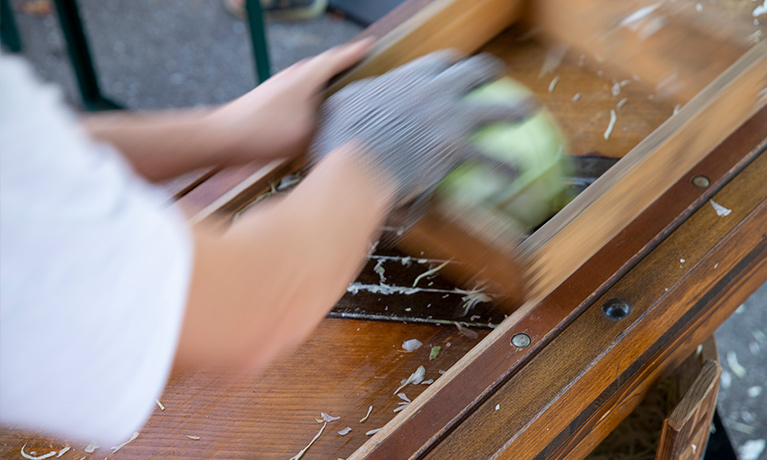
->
xmin=8 ymin=0 xmax=362 ymax=109
xmin=5 ymin=0 xmax=766 ymax=457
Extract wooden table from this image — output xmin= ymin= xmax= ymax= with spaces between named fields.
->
xmin=1 ymin=0 xmax=765 ymax=459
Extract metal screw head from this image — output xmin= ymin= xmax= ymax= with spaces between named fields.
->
xmin=511 ymin=333 xmax=531 ymax=348
xmin=692 ymin=175 xmax=710 ymax=188
xmin=602 ymin=299 xmax=631 ymax=320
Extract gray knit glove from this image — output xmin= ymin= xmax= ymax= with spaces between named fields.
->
xmin=310 ymin=50 xmax=539 ymax=205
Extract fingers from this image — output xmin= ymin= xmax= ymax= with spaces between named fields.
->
xmin=431 ymin=53 xmax=506 ymax=94
xmin=466 ymin=96 xmax=542 ymax=127
xmin=300 ymin=38 xmax=376 ymax=84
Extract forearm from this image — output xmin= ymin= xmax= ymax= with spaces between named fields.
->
xmin=176 ymin=143 xmax=395 ymax=369
xmin=83 ymin=109 xmax=239 ymax=181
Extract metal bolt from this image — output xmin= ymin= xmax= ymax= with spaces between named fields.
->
xmin=692 ymin=175 xmax=710 ymax=188
xmin=511 ymin=333 xmax=531 ymax=348
xmin=602 ymin=299 xmax=632 ymax=320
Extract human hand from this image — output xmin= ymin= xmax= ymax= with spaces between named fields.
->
xmin=310 ymin=50 xmax=539 ymax=205
xmin=209 ymin=38 xmax=374 ymax=165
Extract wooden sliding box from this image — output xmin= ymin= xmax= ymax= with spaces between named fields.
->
xmin=355 ymin=0 xmax=767 ymax=312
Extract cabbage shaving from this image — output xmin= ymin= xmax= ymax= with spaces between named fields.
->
xmin=412 ymin=261 xmax=450 ymax=287
xmin=394 ymin=366 xmax=425 ymax=394
xmin=111 ymin=432 xmax=139 ymax=453
xmin=289 ymin=422 xmax=327 ymax=460
xmin=359 ymin=405 xmax=373 ymax=423
xmin=20 ymin=445 xmax=57 ymax=460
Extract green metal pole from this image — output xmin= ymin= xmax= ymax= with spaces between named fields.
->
xmin=52 ymin=0 xmax=121 ymax=110
xmin=0 ymin=0 xmax=22 ymax=52
xmin=245 ymin=0 xmax=271 ymax=84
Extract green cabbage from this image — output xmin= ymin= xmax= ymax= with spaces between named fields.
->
xmin=437 ymin=77 xmax=572 ymax=233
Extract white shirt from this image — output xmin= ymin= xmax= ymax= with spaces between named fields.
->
xmin=0 ymin=54 xmax=193 ymax=446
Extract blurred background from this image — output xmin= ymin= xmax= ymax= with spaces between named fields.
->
xmin=3 ymin=0 xmax=765 ymax=457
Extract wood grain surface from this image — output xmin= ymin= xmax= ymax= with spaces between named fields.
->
xmin=162 ymin=168 xmax=219 ymax=201
xmin=0 ymin=319 xmax=488 ymax=459
xmin=3 ymin=1 xmax=765 ymax=459
xmin=327 ymin=0 xmax=526 ymax=93
xmin=656 ymin=360 xmax=722 ymax=460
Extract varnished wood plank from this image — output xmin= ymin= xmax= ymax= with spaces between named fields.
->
xmin=422 ymin=150 xmax=767 ymax=460
xmin=656 ymin=360 xmax=721 ymax=460
xmin=353 ymin=0 xmax=436 ymax=42
xmin=162 ymin=168 xmax=219 ymax=201
xmin=0 ymin=318 xmax=487 ymax=459
xmin=328 ymin=0 xmax=527 ymax=93
xmin=178 ymin=158 xmax=303 ymax=224
xmin=348 ymin=107 xmax=767 ymax=460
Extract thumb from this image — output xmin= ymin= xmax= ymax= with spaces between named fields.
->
xmin=299 ymin=38 xmax=376 ymax=86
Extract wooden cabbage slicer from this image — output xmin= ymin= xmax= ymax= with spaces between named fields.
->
xmin=183 ymin=0 xmax=766 ymax=314
xmin=327 ymin=0 xmax=766 ymax=314
xmin=170 ymin=1 xmax=766 ymax=458
xmin=1 ymin=2 xmax=765 ymax=460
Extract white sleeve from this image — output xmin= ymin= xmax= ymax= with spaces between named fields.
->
xmin=0 ymin=54 xmax=193 ymax=446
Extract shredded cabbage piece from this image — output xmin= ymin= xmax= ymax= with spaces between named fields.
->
xmin=429 ymin=346 xmax=442 ymax=361
xmin=360 ymin=405 xmax=373 ymax=423
xmin=619 ymin=3 xmax=661 ymax=29
xmin=289 ymin=422 xmax=327 ymax=460
xmin=727 ymin=351 xmax=747 ymax=378
xmin=459 ymin=289 xmax=492 ymax=316
xmin=548 ymin=76 xmax=560 ymax=93
xmin=412 ymin=261 xmax=450 ymax=288
xmin=393 ymin=403 xmax=409 ymax=413
xmin=111 ymin=432 xmax=139 ymax=453
xmin=373 ymin=259 xmax=386 ymax=283
xmin=321 ymin=412 xmax=341 ymax=422
xmin=84 ymin=441 xmax=98 ymax=453
xmin=394 ymin=366 xmax=426 ymax=394
xmin=455 ymin=322 xmax=479 ymax=339
xmin=710 ymin=200 xmax=732 ymax=217
xmin=604 ymin=110 xmax=617 ymax=140
xmin=402 ymin=339 xmax=423 ymax=352
xmin=20 ymin=444 xmax=57 ymax=460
